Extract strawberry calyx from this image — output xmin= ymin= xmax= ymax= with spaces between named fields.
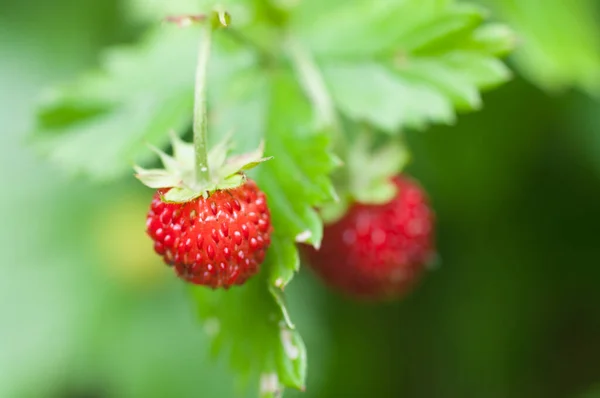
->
xmin=135 ymin=8 xmax=268 ymax=203
xmin=320 ymin=131 xmax=410 ymax=223
xmin=135 ymin=131 xmax=271 ymax=203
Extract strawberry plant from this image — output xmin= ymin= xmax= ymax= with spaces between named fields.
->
xmin=31 ymin=0 xmax=515 ymax=396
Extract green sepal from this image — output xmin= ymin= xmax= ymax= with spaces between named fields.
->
xmin=169 ymin=130 xmax=194 ymax=165
xmin=132 ymin=166 xmax=182 ymax=189
xmin=266 ymin=234 xmax=300 ymax=290
xmin=162 ymin=186 xmax=206 ymax=202
xmin=318 ymin=194 xmax=351 ymax=225
xmin=135 ymin=133 xmax=271 ymax=202
xmin=318 ymin=131 xmax=410 ymax=224
xmin=348 ymin=132 xmax=410 ymax=205
xmin=217 ymin=142 xmax=273 ymax=180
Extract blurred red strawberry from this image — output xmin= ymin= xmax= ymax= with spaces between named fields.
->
xmin=304 ymin=175 xmax=435 ymax=301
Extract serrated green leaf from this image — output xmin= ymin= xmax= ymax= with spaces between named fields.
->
xmin=191 ymin=268 xmax=306 ymax=396
xmin=275 ymin=325 xmax=307 ymax=389
xmin=466 ymin=24 xmax=516 ymax=57
xmin=292 ymin=0 xmax=465 ymax=58
xmin=268 ymin=287 xmax=295 ymax=329
xmin=32 ymin=27 xmax=261 ymax=182
xmin=32 ymin=27 xmax=199 ymax=180
xmin=396 ymin=58 xmax=481 ymax=111
xmin=323 ymin=62 xmax=454 ymax=132
xmin=397 ymin=4 xmax=487 ymax=53
xmin=441 ymin=52 xmax=511 ymax=89
xmin=34 ymin=93 xmax=193 ymax=180
xmin=292 ymin=0 xmax=513 ymax=133
xmin=266 ymin=234 xmax=300 ymax=289
xmin=257 ymin=71 xmax=337 ymax=249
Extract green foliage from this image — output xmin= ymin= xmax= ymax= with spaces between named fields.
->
xmin=348 ymin=134 xmax=410 ymax=205
xmin=29 ymin=0 xmax=514 ymax=396
xmin=480 ymin=0 xmax=600 ymax=94
xmin=258 ymin=72 xmax=338 ymax=251
xmin=7 ymin=0 xmax=600 ymax=396
xmin=192 ymin=272 xmax=306 ymax=397
xmin=134 ymin=133 xmax=271 ymax=202
xmin=293 ymin=0 xmax=515 ymax=132
xmin=33 ymin=28 xmax=198 ymax=180
xmin=191 ymin=65 xmax=336 ymax=397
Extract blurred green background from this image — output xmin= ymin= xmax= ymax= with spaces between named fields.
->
xmin=2 ymin=0 xmax=600 ymax=397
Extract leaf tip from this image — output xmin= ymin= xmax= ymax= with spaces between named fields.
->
xmin=294 ymin=230 xmax=313 ymax=244
xmin=280 ymin=329 xmax=300 ymax=360
xmin=274 ymin=278 xmax=286 ymax=289
xmin=133 ymin=164 xmax=144 ymax=175
xmin=168 ymin=129 xmax=181 ymax=143
xmin=331 ymin=153 xmax=344 ymax=168
xmin=259 ymin=373 xmax=281 ymax=398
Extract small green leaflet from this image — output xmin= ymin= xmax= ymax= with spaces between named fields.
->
xmin=292 ymin=0 xmax=515 ymax=133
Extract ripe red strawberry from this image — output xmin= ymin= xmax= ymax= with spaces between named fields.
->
xmin=136 ymin=36 xmax=273 ymax=289
xmin=135 ymin=131 xmax=273 ymax=289
xmin=146 ymin=180 xmax=272 ymax=288
xmin=304 ymin=175 xmax=435 ymax=300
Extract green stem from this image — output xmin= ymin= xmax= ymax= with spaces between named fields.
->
xmin=193 ymin=24 xmax=212 ymax=186
xmin=285 ymin=36 xmax=338 ymax=132
xmin=286 ymin=36 xmax=351 ymax=203
xmin=286 ymin=35 xmax=347 ymax=166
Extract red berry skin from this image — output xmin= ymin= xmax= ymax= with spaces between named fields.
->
xmin=304 ymin=175 xmax=435 ymax=301
xmin=146 ymin=180 xmax=272 ymax=288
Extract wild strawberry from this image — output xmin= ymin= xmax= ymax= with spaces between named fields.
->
xmin=134 ymin=27 xmax=274 ymax=289
xmin=136 ymin=132 xmax=272 ymax=288
xmin=146 ymin=180 xmax=272 ymax=288
xmin=303 ymin=175 xmax=435 ymax=301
